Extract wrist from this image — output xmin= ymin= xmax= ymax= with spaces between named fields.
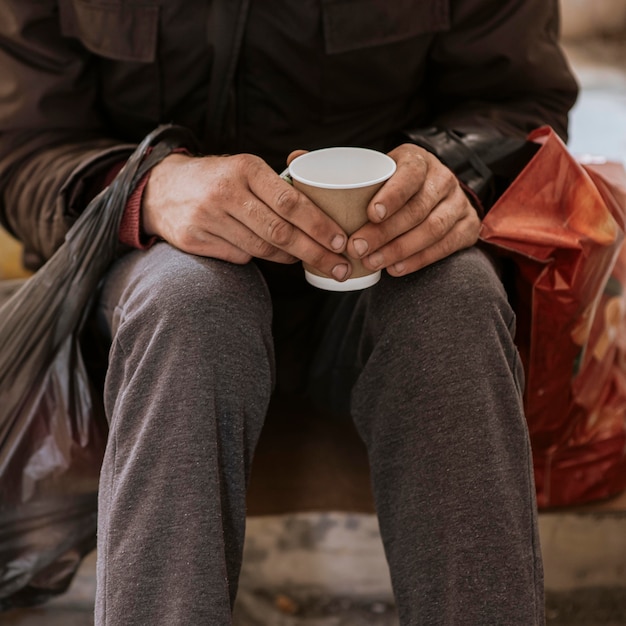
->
xmin=142 ymin=151 xmax=193 ymax=238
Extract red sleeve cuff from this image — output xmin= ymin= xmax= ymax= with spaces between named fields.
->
xmin=118 ymin=172 xmax=159 ymax=249
xmin=459 ymin=180 xmax=485 ymax=219
xmin=104 ymin=147 xmax=189 ymax=250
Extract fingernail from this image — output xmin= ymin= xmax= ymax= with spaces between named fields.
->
xmin=353 ymin=238 xmax=369 ymax=257
xmin=332 ymin=264 xmax=349 ymax=281
xmin=374 ymin=203 xmax=387 ymax=220
xmin=393 ymin=261 xmax=406 ymax=274
xmin=331 ymin=234 xmax=346 ymax=251
xmin=369 ymin=252 xmax=384 ymax=269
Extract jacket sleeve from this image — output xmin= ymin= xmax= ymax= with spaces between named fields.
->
xmin=0 ymin=1 xmax=196 ymax=269
xmin=402 ymin=0 xmax=579 ymax=211
xmin=0 ymin=1 xmax=132 ymax=267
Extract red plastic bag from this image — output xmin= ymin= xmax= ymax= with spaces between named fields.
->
xmin=480 ymin=126 xmax=626 ymax=508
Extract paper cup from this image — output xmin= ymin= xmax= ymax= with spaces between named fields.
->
xmin=288 ymin=147 xmax=396 ymax=291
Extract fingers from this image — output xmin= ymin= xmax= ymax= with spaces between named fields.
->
xmin=286 ymin=149 xmax=308 ymax=165
xmin=352 ymin=180 xmax=468 ymax=260
xmin=349 ymin=145 xmax=460 ymax=257
xmin=345 ymin=143 xmax=482 ymax=275
xmin=247 ymin=156 xmax=346 ymax=251
xmin=363 ymin=145 xmax=431 ymax=224
xmin=362 ymin=189 xmax=480 ymax=273
xmin=163 ymin=153 xmax=352 ymax=278
xmin=142 ymin=151 xmax=354 ymax=281
xmin=243 ymin=157 xmax=354 ymax=279
xmin=180 ymin=217 xmax=299 ymax=265
xmin=178 ymin=182 xmax=347 ymax=275
xmin=225 ymin=193 xmax=351 ymax=279
xmin=384 ymin=212 xmax=481 ymax=276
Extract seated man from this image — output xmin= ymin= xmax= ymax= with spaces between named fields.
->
xmin=0 ymin=0 xmax=578 ymax=624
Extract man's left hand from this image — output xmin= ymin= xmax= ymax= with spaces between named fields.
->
xmin=347 ymin=143 xmax=481 ymax=276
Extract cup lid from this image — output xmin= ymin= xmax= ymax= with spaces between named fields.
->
xmin=289 ymin=147 xmax=396 ymax=189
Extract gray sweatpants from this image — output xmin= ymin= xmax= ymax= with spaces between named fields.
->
xmin=93 ymin=243 xmax=544 ymax=625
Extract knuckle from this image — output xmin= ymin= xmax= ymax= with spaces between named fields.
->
xmin=468 ymin=209 xmax=481 ymax=229
xmin=208 ymin=173 xmax=233 ymax=203
xmin=179 ymin=224 xmax=203 ymax=248
xmin=230 ymin=153 xmax=265 ymax=181
xmin=395 ymin=148 xmax=427 ymax=177
xmin=442 ymin=167 xmax=456 ymax=185
xmin=411 ymin=152 xmax=429 ymax=172
xmin=274 ymin=188 xmax=300 ymax=215
xmin=178 ymin=232 xmax=195 ymax=250
xmin=380 ymin=237 xmax=403 ymax=262
xmin=427 ymin=212 xmax=449 ymax=240
xmin=465 ymin=215 xmax=482 ymax=242
xmin=383 ymin=243 xmax=400 ymax=264
xmin=305 ymin=249 xmax=327 ymax=270
xmin=266 ymin=218 xmax=295 ymax=247
xmin=242 ymin=199 xmax=258 ymax=221
xmin=383 ymin=185 xmax=405 ymax=210
xmin=423 ymin=178 xmax=440 ymax=200
xmin=233 ymin=152 xmax=261 ymax=169
xmin=451 ymin=184 xmax=469 ymax=204
xmin=446 ymin=232 xmax=460 ymax=253
xmin=393 ymin=143 xmax=417 ymax=158
xmin=253 ymin=238 xmax=278 ymax=258
xmin=229 ymin=249 xmax=253 ymax=265
xmin=406 ymin=196 xmax=428 ymax=223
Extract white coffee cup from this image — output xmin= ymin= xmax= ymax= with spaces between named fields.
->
xmin=287 ymin=147 xmax=397 ymax=291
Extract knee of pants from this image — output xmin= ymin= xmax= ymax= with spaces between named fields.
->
xmin=351 ymin=248 xmax=522 ymax=413
xmin=102 ymin=246 xmax=276 ymax=407
xmin=115 ymin=247 xmax=270 ymax=335
xmin=351 ymin=248 xmax=526 ymax=455
xmin=365 ymin=247 xmax=515 ymax=349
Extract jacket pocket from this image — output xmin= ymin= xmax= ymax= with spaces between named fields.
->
xmin=322 ymin=0 xmax=450 ymax=54
xmin=59 ymin=0 xmax=159 ymax=62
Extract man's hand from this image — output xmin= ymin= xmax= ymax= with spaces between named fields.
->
xmin=142 ymin=153 xmax=352 ymax=281
xmin=346 ymin=144 xmax=481 ymax=276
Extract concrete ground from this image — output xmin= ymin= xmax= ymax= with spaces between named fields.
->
xmin=3 ymin=35 xmax=626 ymax=626
xmin=3 ymin=507 xmax=626 ymax=626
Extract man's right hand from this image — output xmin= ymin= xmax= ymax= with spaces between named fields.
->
xmin=141 ymin=153 xmax=352 ymax=281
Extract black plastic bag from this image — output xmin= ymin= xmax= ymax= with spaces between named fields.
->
xmin=0 ymin=124 xmax=195 ymax=610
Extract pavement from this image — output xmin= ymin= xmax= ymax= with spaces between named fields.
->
xmin=3 ymin=509 xmax=626 ymax=625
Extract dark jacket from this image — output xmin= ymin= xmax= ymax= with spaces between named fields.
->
xmin=0 ymin=0 xmax=578 ymax=269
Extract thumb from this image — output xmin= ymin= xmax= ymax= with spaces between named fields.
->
xmin=286 ymin=149 xmax=308 ymax=166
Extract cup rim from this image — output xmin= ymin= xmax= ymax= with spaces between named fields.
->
xmin=304 ymin=269 xmax=382 ymax=291
xmin=288 ymin=146 xmax=397 ymax=189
